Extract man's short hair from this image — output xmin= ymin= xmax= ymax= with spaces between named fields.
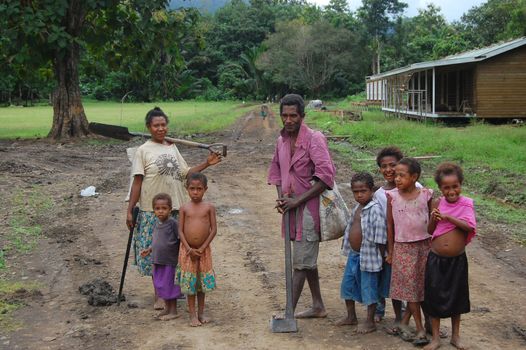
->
xmin=280 ymin=94 xmax=305 ymax=117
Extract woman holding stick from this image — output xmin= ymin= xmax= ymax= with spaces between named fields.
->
xmin=126 ymin=107 xmax=221 ymax=309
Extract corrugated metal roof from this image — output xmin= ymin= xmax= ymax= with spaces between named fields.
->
xmin=367 ymin=37 xmax=526 ymax=80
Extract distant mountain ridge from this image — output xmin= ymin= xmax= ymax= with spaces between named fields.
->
xmin=169 ymin=0 xmax=231 ymax=13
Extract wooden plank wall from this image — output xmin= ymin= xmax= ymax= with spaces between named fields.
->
xmin=366 ymin=79 xmax=383 ymax=102
xmin=476 ymin=45 xmax=526 ymax=118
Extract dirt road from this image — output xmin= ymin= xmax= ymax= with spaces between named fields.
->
xmin=1 ymin=109 xmax=525 ymax=349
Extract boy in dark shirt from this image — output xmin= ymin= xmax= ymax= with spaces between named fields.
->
xmin=141 ymin=193 xmax=181 ymax=320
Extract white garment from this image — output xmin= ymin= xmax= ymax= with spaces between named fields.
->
xmin=130 ymin=140 xmax=190 ymax=211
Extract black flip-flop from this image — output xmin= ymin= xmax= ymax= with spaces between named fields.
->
xmin=384 ymin=326 xmax=401 ymax=336
xmin=399 ymin=330 xmax=415 ymax=342
xmin=413 ymin=335 xmax=430 ymax=346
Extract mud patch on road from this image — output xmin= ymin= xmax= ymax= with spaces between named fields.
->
xmin=79 ymin=278 xmax=121 ymax=306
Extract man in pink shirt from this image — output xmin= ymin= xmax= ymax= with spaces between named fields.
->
xmin=268 ymin=94 xmax=335 ymax=318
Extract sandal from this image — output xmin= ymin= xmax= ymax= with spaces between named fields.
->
xmin=384 ymin=326 xmax=401 ymax=336
xmin=439 ymin=329 xmax=448 ymax=339
xmin=399 ymin=330 xmax=415 ymax=342
xmin=425 ymin=327 xmax=449 ymax=339
xmin=412 ymin=335 xmax=430 ymax=346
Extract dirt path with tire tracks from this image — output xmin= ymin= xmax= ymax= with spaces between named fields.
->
xmin=1 ymin=108 xmax=525 ymax=349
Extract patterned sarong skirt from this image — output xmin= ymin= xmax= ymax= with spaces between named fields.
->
xmin=176 ymin=244 xmax=216 ymax=295
xmin=389 ymin=239 xmax=430 ymax=302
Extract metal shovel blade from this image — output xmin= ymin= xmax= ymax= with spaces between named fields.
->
xmin=270 ymin=315 xmax=298 ymax=333
xmin=270 ymin=208 xmax=298 ymax=333
xmin=89 ymin=122 xmax=134 ymax=141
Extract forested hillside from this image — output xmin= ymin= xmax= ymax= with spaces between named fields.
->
xmin=2 ymin=0 xmax=525 ymax=106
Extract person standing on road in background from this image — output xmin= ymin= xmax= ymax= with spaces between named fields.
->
xmin=126 ymin=107 xmax=222 ymax=310
xmin=268 ymin=94 xmax=336 ymax=318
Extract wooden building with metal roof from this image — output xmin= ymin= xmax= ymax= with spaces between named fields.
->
xmin=365 ymin=37 xmax=526 ymax=119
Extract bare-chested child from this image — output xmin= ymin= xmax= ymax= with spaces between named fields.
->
xmin=422 ymin=163 xmax=476 ymax=350
xmin=176 ymin=172 xmax=217 ymax=327
xmin=338 ymin=172 xmax=387 ymax=334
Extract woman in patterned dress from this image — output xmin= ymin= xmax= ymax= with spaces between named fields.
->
xmin=125 ymin=107 xmax=221 ymax=309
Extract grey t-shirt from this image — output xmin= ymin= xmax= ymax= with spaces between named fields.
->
xmin=152 ymin=217 xmax=179 ymax=266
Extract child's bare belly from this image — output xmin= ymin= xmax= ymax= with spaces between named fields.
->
xmin=349 ymin=221 xmax=362 ymax=252
xmin=431 ymin=229 xmax=466 ymax=257
xmin=184 ymin=222 xmax=210 ymax=248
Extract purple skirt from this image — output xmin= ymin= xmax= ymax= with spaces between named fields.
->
xmin=153 ymin=264 xmax=182 ymax=300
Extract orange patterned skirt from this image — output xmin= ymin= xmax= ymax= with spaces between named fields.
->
xmin=176 ymin=244 xmax=216 ymax=295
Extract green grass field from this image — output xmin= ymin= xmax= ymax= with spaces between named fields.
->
xmin=0 ymin=100 xmax=253 ymax=139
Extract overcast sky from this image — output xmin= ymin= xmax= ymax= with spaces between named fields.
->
xmin=311 ymin=0 xmax=486 ymax=22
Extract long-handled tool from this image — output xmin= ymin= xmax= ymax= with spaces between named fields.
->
xmin=270 ymin=209 xmax=298 ymax=333
xmin=117 ymin=206 xmax=140 ymax=305
xmin=89 ymin=122 xmax=227 ymax=157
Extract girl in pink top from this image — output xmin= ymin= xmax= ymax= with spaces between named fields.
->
xmin=386 ymin=158 xmax=432 ymax=344
xmin=423 ymin=163 xmax=476 ymax=350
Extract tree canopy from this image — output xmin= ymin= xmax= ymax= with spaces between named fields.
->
xmin=1 ymin=0 xmax=525 ymax=138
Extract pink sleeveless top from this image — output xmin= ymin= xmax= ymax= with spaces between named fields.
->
xmin=388 ymin=188 xmax=433 ymax=243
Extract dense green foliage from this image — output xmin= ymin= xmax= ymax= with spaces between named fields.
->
xmin=2 ymin=0 xmax=525 ymax=106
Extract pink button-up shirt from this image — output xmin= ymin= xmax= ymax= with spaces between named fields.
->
xmin=268 ymin=122 xmax=335 ymax=241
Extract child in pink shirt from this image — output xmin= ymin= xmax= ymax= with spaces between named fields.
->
xmin=423 ymin=163 xmax=476 ymax=350
xmin=386 ymin=158 xmax=432 ymax=345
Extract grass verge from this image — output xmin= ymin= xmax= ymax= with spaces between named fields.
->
xmin=0 ymin=186 xmax=52 ymax=331
xmin=0 ymin=280 xmax=41 ymax=331
xmin=2 ymin=186 xmax=53 ymax=270
xmin=0 ymin=100 xmax=253 ymax=139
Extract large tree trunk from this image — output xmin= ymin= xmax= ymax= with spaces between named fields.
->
xmin=48 ymin=44 xmax=90 ymax=139
xmin=48 ymin=0 xmax=90 ymax=140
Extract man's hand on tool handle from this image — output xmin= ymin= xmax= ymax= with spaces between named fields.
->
xmin=207 ymin=151 xmax=222 ymax=165
xmin=275 ymin=196 xmax=300 ymax=213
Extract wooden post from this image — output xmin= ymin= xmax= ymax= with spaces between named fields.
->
xmin=456 ymin=70 xmax=460 ymax=111
xmin=425 ymin=69 xmax=429 ymax=113
xmin=432 ymin=67 xmax=436 ymax=116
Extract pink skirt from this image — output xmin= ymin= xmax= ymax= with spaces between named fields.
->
xmin=390 ymin=239 xmax=430 ymax=302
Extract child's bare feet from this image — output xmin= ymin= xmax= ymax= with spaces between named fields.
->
xmin=374 ymin=314 xmax=383 ymax=323
xmin=190 ymin=314 xmax=202 ymax=327
xmin=356 ymin=321 xmax=376 ymax=334
xmin=450 ymin=335 xmax=467 ymax=349
xmin=155 ymin=309 xmax=170 ymax=318
xmin=423 ymin=339 xmax=441 ymax=350
xmin=159 ymin=313 xmax=180 ymax=321
xmin=335 ymin=316 xmax=358 ymax=326
xmin=198 ymin=314 xmax=211 ymax=324
xmin=295 ymin=308 xmax=328 ymax=319
xmin=154 ymin=299 xmax=165 ymax=310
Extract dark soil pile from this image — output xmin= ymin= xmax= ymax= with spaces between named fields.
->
xmin=79 ymin=278 xmax=122 ymax=306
